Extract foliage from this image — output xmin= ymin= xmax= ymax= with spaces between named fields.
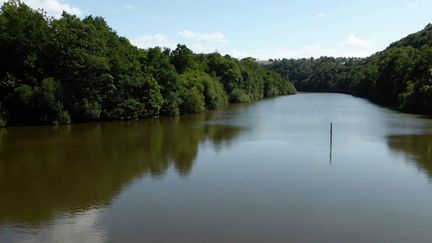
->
xmin=4 ymin=78 xmax=69 ymax=124
xmin=0 ymin=1 xmax=295 ymax=126
xmin=0 ymin=103 xmax=6 ymax=127
xmin=230 ymin=88 xmax=251 ymax=103
xmin=108 ymin=98 xmax=145 ymax=120
xmin=268 ymin=24 xmax=432 ymax=115
xmin=178 ymin=70 xmax=228 ymax=111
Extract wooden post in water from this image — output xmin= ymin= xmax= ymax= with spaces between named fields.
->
xmin=330 ymin=122 xmax=333 ymax=145
xmin=330 ymin=122 xmax=333 ymax=165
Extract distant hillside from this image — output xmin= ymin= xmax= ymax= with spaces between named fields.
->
xmin=268 ymin=24 xmax=432 ymax=115
xmin=388 ymin=24 xmax=432 ymax=49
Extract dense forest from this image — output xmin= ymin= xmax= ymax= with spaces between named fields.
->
xmin=0 ymin=1 xmax=296 ymax=127
xmin=268 ymin=24 xmax=432 ymax=115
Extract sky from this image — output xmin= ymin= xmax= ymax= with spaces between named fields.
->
xmin=3 ymin=0 xmax=432 ymax=60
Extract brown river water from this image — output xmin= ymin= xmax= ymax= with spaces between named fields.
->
xmin=1 ymin=93 xmax=432 ymax=242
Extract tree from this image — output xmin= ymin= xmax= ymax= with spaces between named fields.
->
xmin=0 ymin=0 xmax=51 ymax=84
xmin=170 ymin=44 xmax=196 ymax=74
xmin=267 ymin=24 xmax=432 ymax=115
xmin=0 ymin=1 xmax=296 ymax=126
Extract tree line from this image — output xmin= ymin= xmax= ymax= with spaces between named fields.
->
xmin=0 ymin=1 xmax=296 ymax=126
xmin=268 ymin=24 xmax=432 ymax=115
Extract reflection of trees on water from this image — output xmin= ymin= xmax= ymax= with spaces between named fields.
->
xmin=387 ymin=134 xmax=432 ymax=178
xmin=0 ymin=113 xmax=244 ymax=226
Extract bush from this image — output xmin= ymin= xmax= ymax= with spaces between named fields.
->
xmin=202 ymin=76 xmax=228 ymax=109
xmin=109 ymin=98 xmax=144 ymax=120
xmin=34 ymin=78 xmax=63 ymax=123
xmin=0 ymin=105 xmax=6 ymax=127
xmin=5 ymin=84 xmax=35 ymax=123
xmin=230 ymin=88 xmax=251 ymax=103
xmin=161 ymin=91 xmax=180 ymax=116
xmin=398 ymin=81 xmax=416 ymax=112
xmin=58 ymin=110 xmax=71 ymax=124
xmin=5 ymin=78 xmax=71 ymax=125
xmin=178 ymin=71 xmax=228 ymax=112
xmin=81 ymin=99 xmax=102 ymax=121
xmin=180 ymin=87 xmax=205 ymax=114
xmin=140 ymin=77 xmax=163 ymax=117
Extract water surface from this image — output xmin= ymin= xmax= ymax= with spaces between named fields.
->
xmin=1 ymin=93 xmax=432 ymax=242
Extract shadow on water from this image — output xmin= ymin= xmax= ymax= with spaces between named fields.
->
xmin=0 ymin=112 xmax=245 ymax=226
xmin=387 ymin=134 xmax=432 ymax=179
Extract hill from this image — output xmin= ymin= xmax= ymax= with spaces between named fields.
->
xmin=268 ymin=25 xmax=432 ymax=115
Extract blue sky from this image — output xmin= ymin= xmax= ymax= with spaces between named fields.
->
xmin=5 ymin=0 xmax=432 ymax=59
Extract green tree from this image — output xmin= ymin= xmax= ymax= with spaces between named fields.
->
xmin=0 ymin=0 xmax=51 ymax=84
xmin=170 ymin=44 xmax=196 ymax=74
xmin=0 ymin=1 xmax=296 ymax=126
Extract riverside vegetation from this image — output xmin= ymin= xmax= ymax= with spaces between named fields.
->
xmin=2 ymin=1 xmax=432 ymax=127
xmin=0 ymin=1 xmax=296 ymax=126
xmin=268 ymin=24 xmax=432 ymax=115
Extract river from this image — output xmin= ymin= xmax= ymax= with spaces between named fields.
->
xmin=1 ymin=93 xmax=432 ymax=242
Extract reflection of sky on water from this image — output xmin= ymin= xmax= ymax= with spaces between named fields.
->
xmin=2 ymin=93 xmax=432 ymax=242
xmin=1 ymin=208 xmax=106 ymax=243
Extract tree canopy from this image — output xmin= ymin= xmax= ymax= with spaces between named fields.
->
xmin=268 ymin=24 xmax=432 ymax=115
xmin=0 ymin=1 xmax=296 ymax=126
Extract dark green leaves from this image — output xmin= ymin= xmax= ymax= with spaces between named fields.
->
xmin=0 ymin=1 xmax=295 ymax=126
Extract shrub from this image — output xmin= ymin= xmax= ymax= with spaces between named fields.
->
xmin=180 ymin=87 xmax=205 ymax=114
xmin=230 ymin=88 xmax=251 ymax=103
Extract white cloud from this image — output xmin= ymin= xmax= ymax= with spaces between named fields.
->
xmin=225 ymin=42 xmax=380 ymax=60
xmin=131 ymin=34 xmax=176 ymax=49
xmin=404 ymin=1 xmax=419 ymax=8
xmin=316 ymin=13 xmax=327 ymax=18
xmin=124 ymin=4 xmax=136 ymax=10
xmin=131 ymin=32 xmax=228 ymax=52
xmin=2 ymin=0 xmax=83 ymax=17
xmin=179 ymin=30 xmax=229 ymax=44
xmin=251 ymin=33 xmax=380 ymax=60
xmin=110 ymin=10 xmax=120 ymax=15
xmin=339 ymin=33 xmax=376 ymax=48
xmin=130 ymin=31 xmax=378 ymax=60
